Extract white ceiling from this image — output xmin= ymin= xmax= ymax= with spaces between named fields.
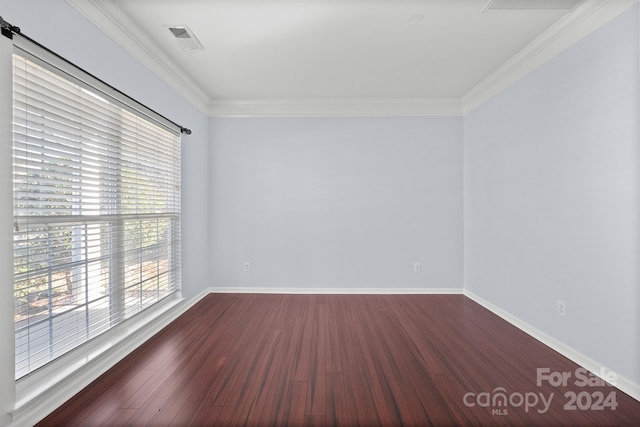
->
xmin=67 ymin=0 xmax=637 ymax=116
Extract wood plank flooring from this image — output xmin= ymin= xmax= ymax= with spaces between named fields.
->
xmin=37 ymin=294 xmax=640 ymax=426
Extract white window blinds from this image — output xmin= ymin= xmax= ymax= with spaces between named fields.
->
xmin=13 ymin=51 xmax=181 ymax=379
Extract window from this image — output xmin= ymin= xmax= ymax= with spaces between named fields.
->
xmin=12 ymin=51 xmax=181 ymax=379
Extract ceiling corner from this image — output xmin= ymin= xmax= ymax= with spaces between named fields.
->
xmin=65 ymin=0 xmax=637 ymax=119
xmin=462 ymin=0 xmax=639 ymax=114
xmin=65 ymin=0 xmax=211 ymax=115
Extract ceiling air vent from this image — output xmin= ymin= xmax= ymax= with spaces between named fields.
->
xmin=483 ymin=0 xmax=583 ymax=11
xmin=166 ymin=25 xmax=203 ymax=54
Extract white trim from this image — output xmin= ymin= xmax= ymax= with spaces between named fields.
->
xmin=207 ymin=286 xmax=464 ymax=295
xmin=0 ymin=35 xmax=16 ymax=427
xmin=208 ymin=98 xmax=463 ymax=118
xmin=65 ymin=0 xmax=638 ymax=118
xmin=463 ymin=0 xmax=639 ymax=113
xmin=463 ymin=289 xmax=640 ymax=403
xmin=9 ymin=291 xmax=208 ymax=427
xmin=64 ymin=0 xmax=210 ymax=114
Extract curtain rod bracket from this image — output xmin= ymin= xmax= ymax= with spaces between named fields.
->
xmin=0 ymin=16 xmax=20 ymax=40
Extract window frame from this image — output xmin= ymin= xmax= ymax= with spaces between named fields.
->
xmin=10 ymin=36 xmax=182 ymax=386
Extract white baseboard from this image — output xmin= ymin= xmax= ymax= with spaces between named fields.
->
xmin=206 ymin=286 xmax=464 ymax=295
xmin=11 ymin=290 xmax=210 ymax=427
xmin=463 ymin=289 xmax=640 ymax=403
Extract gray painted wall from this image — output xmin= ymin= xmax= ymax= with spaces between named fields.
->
xmin=0 ymin=0 xmax=639 ymax=424
xmin=464 ymin=6 xmax=640 ymax=385
xmin=209 ymin=117 xmax=463 ymax=290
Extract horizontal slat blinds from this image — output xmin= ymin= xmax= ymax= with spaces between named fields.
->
xmin=13 ymin=52 xmax=181 ymax=379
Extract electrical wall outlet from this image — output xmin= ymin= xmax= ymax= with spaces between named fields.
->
xmin=243 ymin=262 xmax=250 ymax=272
xmin=557 ymin=299 xmax=566 ymax=317
xmin=414 ymin=263 xmax=421 ymax=273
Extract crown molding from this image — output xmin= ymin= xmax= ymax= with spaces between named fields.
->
xmin=209 ymin=97 xmax=463 ymax=117
xmin=67 ymin=0 xmax=637 ymax=118
xmin=462 ymin=0 xmax=639 ymax=114
xmin=65 ymin=0 xmax=460 ymax=117
xmin=65 ymin=0 xmax=210 ymax=114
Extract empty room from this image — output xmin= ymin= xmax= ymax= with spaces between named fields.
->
xmin=0 ymin=0 xmax=639 ymax=425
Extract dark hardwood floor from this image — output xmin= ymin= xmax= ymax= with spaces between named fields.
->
xmin=37 ymin=294 xmax=640 ymax=426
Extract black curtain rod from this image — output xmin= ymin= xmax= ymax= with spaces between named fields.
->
xmin=0 ymin=15 xmax=192 ymax=135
